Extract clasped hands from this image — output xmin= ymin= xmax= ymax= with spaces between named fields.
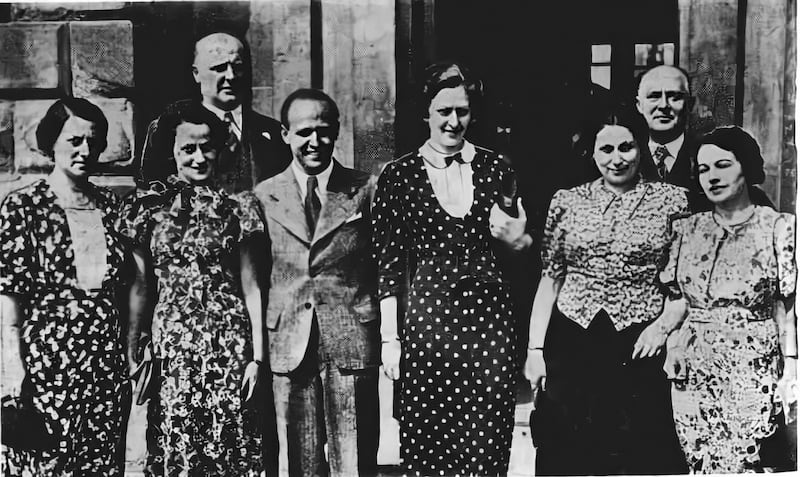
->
xmin=489 ymin=199 xmax=529 ymax=251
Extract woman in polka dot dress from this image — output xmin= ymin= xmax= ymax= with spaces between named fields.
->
xmin=373 ymin=62 xmax=531 ymax=477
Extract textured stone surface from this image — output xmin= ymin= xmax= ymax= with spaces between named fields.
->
xmin=0 ymin=22 xmax=63 ymax=89
xmin=0 ymin=102 xmax=13 ymax=174
xmin=68 ymin=20 xmax=134 ymax=97
xmin=11 ymin=3 xmax=125 ymax=21
xmin=13 ymin=98 xmax=134 ymax=174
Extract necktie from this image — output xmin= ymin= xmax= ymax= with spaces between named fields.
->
xmin=305 ymin=175 xmax=321 ymax=238
xmin=444 ymin=152 xmax=466 ymax=167
xmin=223 ymin=112 xmax=240 ymax=152
xmin=653 ymin=145 xmax=670 ymax=180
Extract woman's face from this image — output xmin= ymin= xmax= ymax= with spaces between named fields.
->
xmin=696 ymin=144 xmax=747 ymax=205
xmin=174 ymin=121 xmax=217 ymax=184
xmin=426 ymin=85 xmax=471 ymax=153
xmin=52 ymin=115 xmax=102 ymax=181
xmin=593 ymin=125 xmax=640 ymax=189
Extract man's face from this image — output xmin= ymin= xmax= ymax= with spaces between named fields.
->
xmin=282 ymin=99 xmax=339 ymax=175
xmin=192 ymin=34 xmax=245 ymax=111
xmin=636 ymin=67 xmax=690 ymax=137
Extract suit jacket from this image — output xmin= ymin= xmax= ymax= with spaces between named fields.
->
xmin=639 ymin=133 xmax=712 ymax=212
xmin=138 ymin=101 xmax=291 ymax=193
xmin=253 ymin=161 xmax=380 ymax=373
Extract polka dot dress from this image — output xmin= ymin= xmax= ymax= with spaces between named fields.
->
xmin=373 ymin=148 xmax=516 ymax=476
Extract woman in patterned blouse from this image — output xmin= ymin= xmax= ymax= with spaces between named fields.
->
xmin=659 ymin=126 xmax=796 ymax=473
xmin=0 ymin=98 xmax=128 ymax=475
xmin=524 ymin=106 xmax=689 ymax=475
xmin=120 ymin=101 xmax=266 ymax=476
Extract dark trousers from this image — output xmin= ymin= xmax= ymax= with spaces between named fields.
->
xmin=531 ymin=308 xmax=688 ymax=476
xmin=272 ymin=323 xmax=379 ymax=477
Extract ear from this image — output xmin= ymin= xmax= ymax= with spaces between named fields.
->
xmin=191 ymin=65 xmax=200 ymax=84
xmin=635 ymin=95 xmax=644 ymax=115
xmin=331 ymin=122 xmax=340 ymax=141
xmin=281 ymin=125 xmax=290 ymax=145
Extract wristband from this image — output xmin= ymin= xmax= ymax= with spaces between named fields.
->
xmin=785 ymin=355 xmax=798 ymax=359
xmin=253 ymin=360 xmax=263 ymax=366
xmin=381 ymin=336 xmax=400 ymax=344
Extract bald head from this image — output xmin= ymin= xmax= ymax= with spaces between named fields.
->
xmin=192 ymin=33 xmax=246 ymax=110
xmin=636 ymin=65 xmax=693 ymax=143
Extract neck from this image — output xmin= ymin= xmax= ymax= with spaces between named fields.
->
xmin=603 ymin=176 xmax=639 ymax=196
xmin=714 ymin=190 xmax=753 ymax=222
xmin=47 ymin=169 xmax=89 ymax=194
xmin=429 ymin=140 xmax=464 ymax=156
xmin=650 ymin=128 xmax=683 ymax=145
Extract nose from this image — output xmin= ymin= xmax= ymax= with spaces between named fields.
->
xmin=191 ymin=149 xmax=206 ymax=164
xmin=76 ymin=138 xmax=90 ymax=157
xmin=446 ymin=111 xmax=460 ymax=127
xmin=223 ymin=64 xmax=235 ymax=81
xmin=656 ymin=92 xmax=669 ymax=109
xmin=308 ymin=131 xmax=319 ymax=147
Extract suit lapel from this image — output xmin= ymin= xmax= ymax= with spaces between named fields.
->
xmin=264 ymin=168 xmax=310 ymax=245
xmin=312 ymin=161 xmax=363 ymax=247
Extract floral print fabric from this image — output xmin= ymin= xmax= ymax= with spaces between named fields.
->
xmin=542 ymin=177 xmax=689 ymax=330
xmin=0 ymin=179 xmax=128 ymax=476
xmin=660 ymin=207 xmax=797 ymax=473
xmin=118 ymin=176 xmax=264 ymax=476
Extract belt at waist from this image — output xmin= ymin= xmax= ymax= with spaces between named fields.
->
xmin=688 ymin=305 xmax=771 ymax=323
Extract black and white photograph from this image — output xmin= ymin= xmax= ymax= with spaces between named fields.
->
xmin=0 ymin=0 xmax=796 ymax=476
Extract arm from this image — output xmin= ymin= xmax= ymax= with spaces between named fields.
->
xmin=489 ymin=198 xmax=532 ymax=252
xmin=632 ymin=297 xmax=689 ymax=359
xmin=524 ymin=275 xmax=563 ymax=390
xmin=777 ymin=296 xmax=797 ymax=376
xmin=126 ymin=248 xmax=153 ymax=370
xmin=240 ymin=239 xmax=264 ymax=401
xmin=0 ymin=294 xmax=26 ymax=397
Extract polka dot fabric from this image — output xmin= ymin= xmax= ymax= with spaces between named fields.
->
xmin=373 ymin=147 xmax=516 ymax=476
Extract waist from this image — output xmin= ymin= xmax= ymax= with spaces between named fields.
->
xmin=688 ymin=304 xmax=772 ymax=323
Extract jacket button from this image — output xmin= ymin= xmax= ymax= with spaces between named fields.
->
xmin=304 ymin=302 xmax=312 ymax=309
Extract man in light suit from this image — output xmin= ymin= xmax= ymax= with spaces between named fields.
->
xmin=139 ymin=32 xmax=291 ymax=192
xmin=254 ymin=89 xmax=380 ymax=477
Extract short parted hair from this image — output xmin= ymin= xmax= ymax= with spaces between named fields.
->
xmin=573 ymin=104 xmax=648 ymax=161
xmin=151 ymin=100 xmax=228 ymax=162
xmin=280 ymin=88 xmax=340 ymax=128
xmin=693 ymin=125 xmax=766 ymax=185
xmin=634 ymin=64 xmax=693 ymax=97
xmin=421 ymin=61 xmax=484 ymax=116
xmin=36 ymin=97 xmax=109 ymax=158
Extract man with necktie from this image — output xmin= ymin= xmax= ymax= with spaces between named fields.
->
xmin=253 ymin=88 xmax=380 ymax=477
xmin=139 ymin=32 xmax=291 ymax=192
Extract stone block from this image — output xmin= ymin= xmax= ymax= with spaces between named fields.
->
xmin=0 ymin=22 xmax=63 ymax=89
xmin=13 ymin=98 xmax=134 ymax=174
xmin=11 ymin=3 xmax=125 ymax=21
xmin=0 ymin=102 xmax=13 ymax=174
xmin=251 ymin=86 xmax=275 ymax=118
xmin=68 ymin=21 xmax=134 ymax=97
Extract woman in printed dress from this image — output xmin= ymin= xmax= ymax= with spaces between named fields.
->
xmin=0 ymin=98 xmax=128 ymax=475
xmin=120 ymin=100 xmax=265 ymax=476
xmin=373 ymin=62 xmax=531 ymax=476
xmin=660 ymin=126 xmax=796 ymax=473
xmin=524 ymin=106 xmax=689 ymax=475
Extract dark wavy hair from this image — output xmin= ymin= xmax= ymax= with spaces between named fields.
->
xmin=36 ymin=98 xmax=109 ymax=159
xmin=420 ymin=61 xmax=484 ymax=119
xmin=152 ymin=100 xmax=228 ymax=162
xmin=692 ymin=125 xmax=766 ymax=186
xmin=279 ymin=88 xmax=340 ymax=129
xmin=573 ymin=103 xmax=648 ymax=163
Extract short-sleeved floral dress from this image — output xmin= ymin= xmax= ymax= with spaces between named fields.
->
xmin=118 ymin=176 xmax=264 ymax=476
xmin=372 ymin=145 xmax=517 ymax=477
xmin=0 ymin=179 xmax=128 ymax=476
xmin=660 ymin=207 xmax=796 ymax=473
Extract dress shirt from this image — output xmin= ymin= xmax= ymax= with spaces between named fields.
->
xmin=203 ymin=102 xmax=243 ymax=140
xmin=418 ymin=140 xmax=476 ymax=218
xmin=542 ymin=177 xmax=689 ymax=330
xmin=648 ymin=134 xmax=684 ymax=174
xmin=291 ymin=159 xmax=334 ymax=205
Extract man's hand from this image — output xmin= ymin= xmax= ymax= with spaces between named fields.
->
xmin=489 ymin=198 xmax=529 ymax=251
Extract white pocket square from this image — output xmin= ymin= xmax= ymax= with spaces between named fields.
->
xmin=261 ymin=131 xmax=272 ymax=140
xmin=345 ymin=212 xmax=363 ymax=223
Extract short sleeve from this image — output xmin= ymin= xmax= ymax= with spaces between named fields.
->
xmin=0 ymin=192 xmax=36 ymax=297
xmin=774 ymin=213 xmax=796 ymax=298
xmin=232 ymin=191 xmax=265 ymax=241
xmin=115 ymin=190 xmax=156 ymax=248
xmin=540 ymin=190 xmax=568 ymax=280
xmin=658 ymin=216 xmax=687 ymax=299
xmin=372 ymin=161 xmax=410 ymax=299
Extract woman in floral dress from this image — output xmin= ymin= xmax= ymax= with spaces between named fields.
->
xmin=373 ymin=62 xmax=531 ymax=476
xmin=0 ymin=98 xmax=128 ymax=475
xmin=120 ymin=101 xmax=265 ymax=476
xmin=660 ymin=126 xmax=797 ymax=473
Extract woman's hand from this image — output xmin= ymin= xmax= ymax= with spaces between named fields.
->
xmin=241 ymin=361 xmax=260 ymax=402
xmin=381 ymin=340 xmax=401 ymax=381
xmin=632 ymin=321 xmax=668 ymax=359
xmin=489 ymin=199 xmax=530 ymax=251
xmin=524 ymin=349 xmax=547 ymax=392
xmin=777 ymin=358 xmax=798 ymax=417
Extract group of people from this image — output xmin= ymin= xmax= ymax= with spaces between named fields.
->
xmin=0 ymin=29 xmax=795 ymax=477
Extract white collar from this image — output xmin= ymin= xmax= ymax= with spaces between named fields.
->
xmin=418 ymin=140 xmax=476 ymax=168
xmin=648 ymin=133 xmax=684 ymax=160
xmin=203 ymin=102 xmax=243 ymax=130
xmin=291 ymin=159 xmax=334 ymax=201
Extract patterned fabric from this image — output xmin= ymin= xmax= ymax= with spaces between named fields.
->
xmin=0 ymin=179 xmax=128 ymax=476
xmin=660 ymin=208 xmax=797 ymax=473
xmin=542 ymin=177 xmax=689 ymax=330
xmin=373 ymin=147 xmax=516 ymax=476
xmin=118 ymin=176 xmax=264 ymax=476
